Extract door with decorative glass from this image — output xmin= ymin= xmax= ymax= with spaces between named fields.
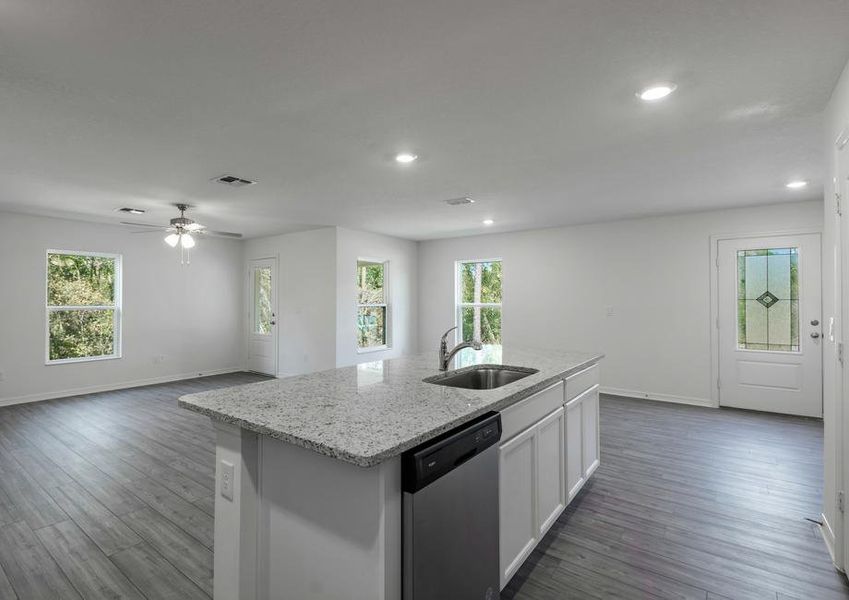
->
xmin=248 ymin=257 xmax=278 ymax=375
xmin=718 ymin=234 xmax=822 ymax=417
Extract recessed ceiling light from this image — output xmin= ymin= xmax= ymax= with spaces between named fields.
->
xmin=785 ymin=180 xmax=808 ymax=189
xmin=483 ymin=219 xmax=494 ymax=226
xmin=638 ymin=83 xmax=677 ymax=101
xmin=395 ymin=153 xmax=418 ymax=164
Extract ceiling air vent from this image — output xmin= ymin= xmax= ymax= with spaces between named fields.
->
xmin=213 ymin=174 xmax=256 ymax=187
xmin=445 ymin=196 xmax=475 ymax=206
xmin=117 ymin=207 xmax=146 ymax=214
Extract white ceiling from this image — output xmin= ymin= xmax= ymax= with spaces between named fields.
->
xmin=1 ymin=0 xmax=848 ymax=240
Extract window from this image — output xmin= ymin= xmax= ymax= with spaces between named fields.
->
xmin=456 ymin=259 xmax=502 ymax=365
xmin=357 ymin=260 xmax=388 ymax=350
xmin=737 ymin=248 xmax=799 ymax=352
xmin=253 ymin=266 xmax=273 ymax=335
xmin=46 ymin=251 xmax=121 ymax=363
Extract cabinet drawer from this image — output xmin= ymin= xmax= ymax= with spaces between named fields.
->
xmin=565 ymin=364 xmax=599 ymax=403
xmin=500 ymin=381 xmax=564 ymax=442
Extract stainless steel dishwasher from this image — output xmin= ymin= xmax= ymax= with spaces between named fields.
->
xmin=402 ymin=411 xmax=502 ymax=600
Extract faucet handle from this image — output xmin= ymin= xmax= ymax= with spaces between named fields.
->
xmin=440 ymin=326 xmax=458 ymax=344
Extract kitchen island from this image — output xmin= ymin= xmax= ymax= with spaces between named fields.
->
xmin=179 ymin=347 xmax=603 ymax=600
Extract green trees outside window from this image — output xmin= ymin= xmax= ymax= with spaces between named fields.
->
xmin=357 ymin=260 xmax=388 ymax=349
xmin=47 ymin=252 xmax=121 ymax=362
xmin=456 ymin=260 xmax=502 ymax=366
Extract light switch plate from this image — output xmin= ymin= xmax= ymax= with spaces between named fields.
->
xmin=220 ymin=460 xmax=235 ymax=501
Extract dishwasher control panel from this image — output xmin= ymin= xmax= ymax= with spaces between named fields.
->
xmin=402 ymin=412 xmax=502 ymax=493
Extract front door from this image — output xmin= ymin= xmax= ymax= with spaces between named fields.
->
xmin=718 ymin=234 xmax=822 ymax=417
xmin=248 ymin=257 xmax=278 ymax=375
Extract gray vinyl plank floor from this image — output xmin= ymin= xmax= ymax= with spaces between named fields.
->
xmin=504 ymin=395 xmax=849 ymax=600
xmin=0 ymin=374 xmax=845 ymax=599
xmin=0 ymin=372 xmax=263 ymax=600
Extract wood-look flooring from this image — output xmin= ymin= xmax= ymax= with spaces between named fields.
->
xmin=504 ymin=395 xmax=849 ymax=600
xmin=0 ymin=372 xmax=266 ymax=600
xmin=0 ymin=375 xmax=845 ymax=599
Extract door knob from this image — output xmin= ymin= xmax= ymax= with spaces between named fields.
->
xmin=811 ymin=332 xmax=821 ymax=339
xmin=811 ymin=319 xmax=820 ymax=326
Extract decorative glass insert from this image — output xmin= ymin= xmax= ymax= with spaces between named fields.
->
xmin=253 ymin=267 xmax=272 ymax=335
xmin=737 ymin=248 xmax=799 ymax=352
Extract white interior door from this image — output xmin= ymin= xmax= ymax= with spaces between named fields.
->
xmin=718 ymin=234 xmax=822 ymax=417
xmin=248 ymin=257 xmax=278 ymax=375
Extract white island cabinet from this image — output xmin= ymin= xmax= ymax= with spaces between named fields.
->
xmin=178 ymin=349 xmax=602 ymax=600
xmin=498 ymin=364 xmax=600 ymax=590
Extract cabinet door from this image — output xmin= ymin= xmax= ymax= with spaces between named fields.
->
xmin=582 ymin=385 xmax=600 ymax=478
xmin=565 ymin=397 xmax=585 ymax=501
xmin=536 ymin=407 xmax=565 ymax=537
xmin=499 ymin=425 xmax=537 ymax=590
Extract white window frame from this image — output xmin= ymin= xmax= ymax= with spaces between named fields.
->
xmin=356 ymin=257 xmax=391 ymax=353
xmin=45 ymin=249 xmax=123 ymax=365
xmin=454 ymin=258 xmax=502 ymax=345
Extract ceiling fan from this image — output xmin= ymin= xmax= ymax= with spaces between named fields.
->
xmin=122 ymin=203 xmax=242 ymax=249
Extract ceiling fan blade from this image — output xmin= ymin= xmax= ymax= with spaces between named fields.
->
xmin=130 ymin=229 xmax=167 ymax=234
xmin=120 ymin=221 xmax=166 ymax=228
xmin=203 ymin=230 xmax=243 ymax=239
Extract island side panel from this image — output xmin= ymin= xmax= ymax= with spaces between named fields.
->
xmin=257 ymin=437 xmax=402 ymax=600
xmin=213 ymin=421 xmax=259 ymax=600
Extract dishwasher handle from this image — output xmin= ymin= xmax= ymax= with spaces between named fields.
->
xmin=402 ymin=412 xmax=501 ymax=493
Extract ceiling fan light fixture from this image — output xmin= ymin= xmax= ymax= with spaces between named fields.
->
xmin=180 ymin=233 xmax=196 ymax=249
xmin=164 ymin=233 xmax=180 ymax=247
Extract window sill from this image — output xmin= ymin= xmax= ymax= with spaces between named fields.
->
xmin=46 ymin=354 xmax=122 ymax=366
xmin=357 ymin=345 xmax=390 ymax=355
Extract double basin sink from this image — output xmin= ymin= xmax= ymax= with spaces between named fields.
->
xmin=423 ymin=365 xmax=539 ymax=390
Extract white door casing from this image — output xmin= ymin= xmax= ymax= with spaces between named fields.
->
xmin=248 ymin=257 xmax=278 ymax=375
xmin=717 ymin=234 xmax=822 ymax=417
xmin=836 ymin=128 xmax=849 ymax=572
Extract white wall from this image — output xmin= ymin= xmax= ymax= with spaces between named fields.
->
xmin=0 ymin=211 xmax=244 ymax=404
xmin=244 ymin=228 xmax=338 ymax=377
xmin=418 ymin=201 xmax=823 ymax=405
xmin=335 ymin=228 xmax=418 ymax=367
xmin=821 ymin=56 xmax=849 ymax=568
xmin=245 ymin=226 xmax=418 ymax=374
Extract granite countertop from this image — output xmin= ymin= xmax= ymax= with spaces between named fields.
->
xmin=178 ymin=347 xmax=603 ymax=467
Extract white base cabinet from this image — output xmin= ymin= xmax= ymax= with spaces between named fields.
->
xmin=498 ymin=423 xmax=538 ymax=588
xmin=565 ymin=396 xmax=585 ymax=500
xmin=581 ymin=385 xmax=600 ymax=479
xmin=498 ymin=365 xmax=601 ymax=591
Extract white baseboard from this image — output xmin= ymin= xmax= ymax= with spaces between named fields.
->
xmin=0 ymin=366 xmax=245 ymax=408
xmin=820 ymin=513 xmax=843 ymax=572
xmin=600 ymin=386 xmax=716 ymax=408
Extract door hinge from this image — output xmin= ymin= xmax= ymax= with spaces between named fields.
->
xmin=839 ymin=342 xmax=845 ymax=367
xmin=716 ymin=316 xmax=720 ymax=330
xmin=717 ymin=377 xmax=721 ymax=390
xmin=839 ymin=490 xmax=845 ymax=513
xmin=837 ymin=192 xmax=843 ymax=217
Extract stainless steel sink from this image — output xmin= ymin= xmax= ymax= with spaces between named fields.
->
xmin=424 ymin=365 xmax=539 ymax=390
